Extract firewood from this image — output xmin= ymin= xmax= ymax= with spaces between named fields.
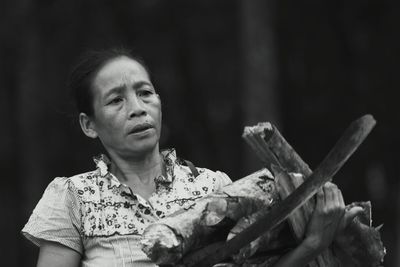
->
xmin=333 ymin=201 xmax=386 ymax=266
xmin=226 ymin=207 xmax=295 ymax=264
xmin=242 ymin=115 xmax=384 ymax=266
xmin=272 ymin=166 xmax=331 ymax=266
xmin=140 ymin=169 xmax=280 ymax=265
xmin=182 ymin=115 xmax=376 ymax=267
xmin=242 ymin=121 xmax=316 ymax=242
xmin=141 ymin=115 xmax=381 ymax=267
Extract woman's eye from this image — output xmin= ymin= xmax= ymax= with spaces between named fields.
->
xmin=108 ymin=97 xmax=123 ymax=105
xmin=138 ymin=90 xmax=154 ymax=97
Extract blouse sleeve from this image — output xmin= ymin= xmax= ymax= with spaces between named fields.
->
xmin=21 ymin=177 xmax=83 ymax=254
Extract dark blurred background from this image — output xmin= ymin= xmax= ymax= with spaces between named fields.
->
xmin=1 ymin=0 xmax=398 ymax=266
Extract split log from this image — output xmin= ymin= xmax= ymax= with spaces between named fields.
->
xmin=182 ymin=115 xmax=376 ymax=267
xmin=242 ymin=121 xmax=326 ymax=265
xmin=141 ymin=115 xmax=382 ymax=266
xmin=272 ymin=168 xmax=385 ymax=266
xmin=242 ymin=114 xmax=384 ymax=266
xmin=140 ymin=169 xmax=281 ymax=265
xmin=143 ymin=115 xmax=376 ymax=267
xmin=242 ymin=121 xmax=312 ymax=175
xmin=242 ymin=121 xmax=317 ymax=242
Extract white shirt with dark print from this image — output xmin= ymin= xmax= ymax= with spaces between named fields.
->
xmin=22 ymin=148 xmax=232 ymax=267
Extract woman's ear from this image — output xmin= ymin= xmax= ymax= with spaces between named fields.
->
xmin=79 ymin=113 xmax=98 ymax=139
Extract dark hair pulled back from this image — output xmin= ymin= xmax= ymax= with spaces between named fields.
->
xmin=69 ymin=47 xmax=149 ymax=117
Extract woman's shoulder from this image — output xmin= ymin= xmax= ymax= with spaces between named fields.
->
xmin=46 ymin=170 xmax=99 ymax=189
xmin=20 ymin=172 xmax=99 ymax=252
xmin=39 ymin=169 xmax=105 ymax=204
xmin=68 ymin=169 xmax=101 ymax=187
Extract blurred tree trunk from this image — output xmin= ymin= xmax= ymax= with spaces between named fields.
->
xmin=18 ymin=7 xmax=43 ymax=220
xmin=240 ymin=0 xmax=281 ymax=172
xmin=1 ymin=1 xmax=42 ymax=266
xmin=16 ymin=3 xmax=48 ymax=266
xmin=0 ymin=18 xmax=19 ymax=267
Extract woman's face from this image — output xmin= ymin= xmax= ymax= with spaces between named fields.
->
xmin=87 ymin=56 xmax=162 ymax=158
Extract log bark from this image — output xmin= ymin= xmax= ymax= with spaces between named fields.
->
xmin=242 ymin=121 xmax=312 ymax=175
xmin=243 ymin=121 xmax=323 ymax=265
xmin=141 ymin=115 xmax=381 ymax=266
xmin=183 ymin=115 xmax=376 ymax=267
xmin=273 ymin=168 xmax=338 ymax=267
xmin=226 ymin=207 xmax=295 ymax=264
xmin=242 ymin=115 xmax=384 ymax=267
xmin=140 ymin=169 xmax=280 ymax=265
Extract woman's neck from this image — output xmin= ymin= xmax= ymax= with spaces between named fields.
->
xmin=108 ymin=147 xmax=163 ymax=185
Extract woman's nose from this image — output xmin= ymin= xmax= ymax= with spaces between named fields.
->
xmin=127 ymin=94 xmax=146 ymax=117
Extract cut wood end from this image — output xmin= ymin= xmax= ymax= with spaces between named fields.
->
xmin=352 ymin=114 xmax=377 ymax=133
xmin=361 ymin=114 xmax=376 ymax=124
xmin=242 ymin=122 xmax=273 ymax=139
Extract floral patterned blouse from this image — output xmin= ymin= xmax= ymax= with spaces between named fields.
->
xmin=22 ymin=149 xmax=232 ymax=267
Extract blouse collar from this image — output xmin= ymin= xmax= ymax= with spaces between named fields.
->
xmin=93 ymin=148 xmax=178 ymax=184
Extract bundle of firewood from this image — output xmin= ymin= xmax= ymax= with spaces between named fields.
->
xmin=140 ymin=115 xmax=385 ymax=267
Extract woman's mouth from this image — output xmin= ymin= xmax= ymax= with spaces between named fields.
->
xmin=129 ymin=123 xmax=154 ymax=135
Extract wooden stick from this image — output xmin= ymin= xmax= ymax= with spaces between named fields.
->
xmin=243 ymin=123 xmax=281 ymax=168
xmin=243 ymin=116 xmax=377 ymax=266
xmin=243 ymin=127 xmax=276 ymax=165
xmin=244 ymin=121 xmax=313 ymax=176
xmin=273 ymin=167 xmax=333 ymax=267
xmin=274 ymin=170 xmax=308 ymax=241
xmin=186 ymin=115 xmax=376 ymax=267
xmin=243 ymin=123 xmax=316 ymax=240
xmin=243 ymin=122 xmax=328 ymax=266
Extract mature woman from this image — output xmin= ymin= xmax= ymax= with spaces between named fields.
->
xmin=22 ymin=48 xmax=360 ymax=266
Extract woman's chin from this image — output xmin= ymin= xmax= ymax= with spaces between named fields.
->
xmin=125 ymin=138 xmax=159 ymax=156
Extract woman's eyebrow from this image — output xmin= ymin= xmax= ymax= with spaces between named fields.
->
xmin=103 ymin=81 xmax=153 ymax=99
xmin=103 ymin=86 xmax=125 ymax=99
xmin=133 ymin=81 xmax=153 ymax=89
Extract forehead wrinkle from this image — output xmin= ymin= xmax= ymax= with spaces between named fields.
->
xmin=93 ymin=57 xmax=151 ymax=98
xmin=102 ymin=68 xmax=148 ymax=88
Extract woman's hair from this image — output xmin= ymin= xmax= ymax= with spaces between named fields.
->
xmin=69 ymin=47 xmax=150 ymax=116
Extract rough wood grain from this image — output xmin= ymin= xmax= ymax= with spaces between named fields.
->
xmin=187 ymin=115 xmax=376 ymax=267
xmin=140 ymin=169 xmax=280 ymax=265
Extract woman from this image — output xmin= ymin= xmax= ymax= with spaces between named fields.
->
xmin=22 ymin=48 xmax=361 ymax=266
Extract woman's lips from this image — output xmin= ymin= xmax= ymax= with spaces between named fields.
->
xmin=129 ymin=123 xmax=154 ymax=135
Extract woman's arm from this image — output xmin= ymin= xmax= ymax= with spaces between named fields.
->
xmin=273 ymin=182 xmax=360 ymax=267
xmin=37 ymin=241 xmax=81 ymax=267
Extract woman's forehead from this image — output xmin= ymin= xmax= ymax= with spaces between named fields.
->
xmin=93 ymin=57 xmax=151 ymax=92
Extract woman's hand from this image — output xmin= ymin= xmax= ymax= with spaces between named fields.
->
xmin=301 ymin=182 xmax=345 ymax=253
xmin=274 ymin=182 xmax=345 ymax=267
xmin=273 ymin=182 xmax=364 ymax=267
